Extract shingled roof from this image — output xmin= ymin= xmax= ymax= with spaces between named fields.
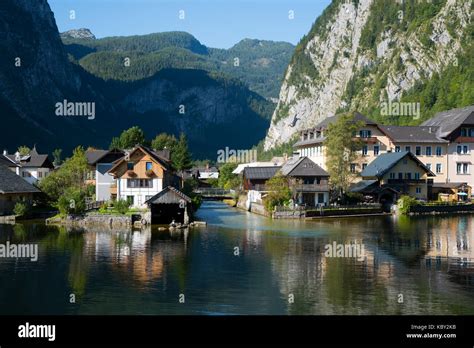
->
xmin=0 ymin=155 xmax=19 ymax=168
xmin=361 ymin=151 xmax=435 ymax=178
xmin=6 ymin=148 xmax=53 ymax=169
xmin=378 ymin=125 xmax=448 ymax=143
xmin=421 ymin=105 xmax=474 ymax=138
xmin=243 ymin=166 xmax=281 ymax=180
xmin=280 ymin=157 xmax=328 ymax=177
xmin=145 ymin=186 xmax=191 ymax=205
xmin=316 ymin=112 xmax=378 ymax=129
xmin=0 ymin=165 xmax=41 ymax=194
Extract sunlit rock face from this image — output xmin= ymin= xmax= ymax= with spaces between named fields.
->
xmin=264 ymin=0 xmax=472 ymax=150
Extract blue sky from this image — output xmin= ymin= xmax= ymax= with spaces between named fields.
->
xmin=48 ymin=0 xmax=331 ymax=49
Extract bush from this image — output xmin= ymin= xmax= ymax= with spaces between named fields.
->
xmin=114 ymin=199 xmax=131 ymax=214
xmin=13 ymin=202 xmax=29 ymax=216
xmin=397 ymin=195 xmax=420 ymax=215
xmin=57 ymin=188 xmax=86 ymax=216
xmin=263 ymin=174 xmax=292 ymax=212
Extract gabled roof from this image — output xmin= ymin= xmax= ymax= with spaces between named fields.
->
xmin=280 ymin=157 xmax=329 ymax=177
xmin=243 ymin=166 xmax=281 ymax=180
xmin=421 ymin=105 xmax=474 ymax=138
xmin=86 ymin=149 xmax=125 ymax=166
xmin=7 ymin=153 xmax=53 ymax=168
xmin=361 ymin=151 xmax=435 ymax=178
xmin=294 ymin=112 xmax=378 ymax=147
xmin=145 ymin=186 xmax=191 ymax=205
xmin=0 ymin=165 xmax=41 ymax=194
xmin=378 ymin=125 xmax=448 ymax=143
xmin=0 ymin=155 xmax=19 ymax=168
xmin=108 ymin=146 xmax=171 ymax=175
xmin=316 ymin=112 xmax=378 ymax=129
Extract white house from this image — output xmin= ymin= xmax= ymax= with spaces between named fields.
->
xmin=4 ymin=147 xmax=54 ymax=185
xmin=107 ymin=146 xmax=176 ymax=208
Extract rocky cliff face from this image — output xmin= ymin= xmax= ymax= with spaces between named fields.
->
xmin=61 ymin=28 xmax=96 ymax=40
xmin=264 ymin=0 xmax=472 ymax=150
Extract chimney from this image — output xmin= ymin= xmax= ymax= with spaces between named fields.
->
xmin=3 ymin=150 xmax=7 ymax=156
xmin=14 ymin=151 xmax=20 ymax=162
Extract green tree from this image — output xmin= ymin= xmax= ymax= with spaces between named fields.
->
xmin=264 ymin=174 xmax=292 ymax=212
xmin=52 ymin=148 xmax=62 ymax=166
xmin=217 ymin=163 xmax=239 ymax=189
xmin=17 ymin=146 xmax=31 ymax=156
xmin=172 ymin=133 xmax=193 ymax=171
xmin=39 ymin=146 xmax=89 ymax=202
xmin=110 ymin=126 xmax=146 ymax=150
xmin=151 ymin=133 xmax=178 ymax=152
xmin=57 ymin=188 xmax=86 ymax=216
xmin=325 ymin=113 xmax=364 ymax=202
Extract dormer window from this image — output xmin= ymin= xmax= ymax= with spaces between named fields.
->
xmin=127 ymin=162 xmax=134 ymax=170
xmin=309 ymin=132 xmax=314 ymax=139
xmin=303 ymin=133 xmax=308 ymax=141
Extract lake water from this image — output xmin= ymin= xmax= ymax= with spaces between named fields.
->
xmin=0 ymin=201 xmax=473 ymax=315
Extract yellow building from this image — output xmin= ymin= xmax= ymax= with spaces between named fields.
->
xmin=355 ymin=151 xmax=435 ymax=203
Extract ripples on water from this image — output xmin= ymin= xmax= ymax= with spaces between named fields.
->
xmin=0 ymin=201 xmax=473 ymax=315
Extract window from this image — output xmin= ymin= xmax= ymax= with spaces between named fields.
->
xmin=374 ymin=145 xmax=380 ymax=156
xmin=395 ymin=146 xmax=401 ymax=152
xmin=457 ymin=145 xmax=469 ymax=154
xmin=362 ymin=145 xmax=368 ymax=156
xmin=416 ymin=187 xmax=422 ymax=194
xmin=127 ymin=162 xmax=134 ymax=170
xmin=146 ymin=162 xmax=153 ymax=171
xmin=436 ymin=146 xmax=442 ymax=156
xmin=426 ymin=163 xmax=431 ymax=170
xmin=398 ymin=173 xmax=403 ymax=179
xmin=389 ymin=173 xmax=395 ymax=179
xmin=350 ymin=163 xmax=357 ymax=173
xmin=457 ymin=163 xmax=470 ymax=174
xmin=415 ymin=146 xmax=421 ymax=156
xmin=38 ymin=172 xmax=42 ymax=178
xmin=414 ymin=172 xmax=420 ymax=180
xmin=405 ymin=146 xmax=411 ymax=153
xmin=425 ymin=146 xmax=432 ymax=156
xmin=318 ymin=193 xmax=325 ymax=204
xmin=316 ymin=178 xmax=321 ymax=185
xmin=405 ymin=173 xmax=412 ymax=180
xmin=127 ymin=179 xmax=153 ymax=188
xmin=126 ymin=196 xmax=134 ymax=205
xmin=436 ymin=163 xmax=442 ymax=174
xmin=470 ymin=128 xmax=474 ymax=137
xmin=362 ymin=163 xmax=368 ymax=170
xmin=461 ymin=128 xmax=467 ymax=137
xmin=359 ymin=130 xmax=372 ymax=138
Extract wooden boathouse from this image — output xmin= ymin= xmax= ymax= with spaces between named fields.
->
xmin=145 ymin=186 xmax=192 ymax=224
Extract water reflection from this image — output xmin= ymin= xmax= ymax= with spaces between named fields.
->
xmin=0 ymin=202 xmax=473 ymax=315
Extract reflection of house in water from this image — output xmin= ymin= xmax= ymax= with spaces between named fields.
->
xmin=81 ymin=227 xmax=189 ymax=285
xmin=423 ymin=217 xmax=474 ymax=283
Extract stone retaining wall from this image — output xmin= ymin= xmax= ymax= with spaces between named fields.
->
xmin=409 ymin=204 xmax=474 ymax=214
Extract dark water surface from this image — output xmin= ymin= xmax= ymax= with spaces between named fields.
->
xmin=0 ymin=201 xmax=473 ymax=315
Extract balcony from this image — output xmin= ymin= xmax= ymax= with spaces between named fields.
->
xmin=387 ymin=179 xmax=430 ymax=185
xmin=357 ymin=137 xmax=379 ymax=144
xmin=294 ymin=183 xmax=329 ymax=192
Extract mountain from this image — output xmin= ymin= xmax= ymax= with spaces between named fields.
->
xmin=0 ymin=0 xmax=120 ymax=151
xmin=60 ymin=28 xmax=96 ymax=40
xmin=264 ymin=0 xmax=473 ymax=150
xmin=61 ymin=31 xmax=294 ymax=99
xmin=0 ymin=0 xmax=278 ymax=159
